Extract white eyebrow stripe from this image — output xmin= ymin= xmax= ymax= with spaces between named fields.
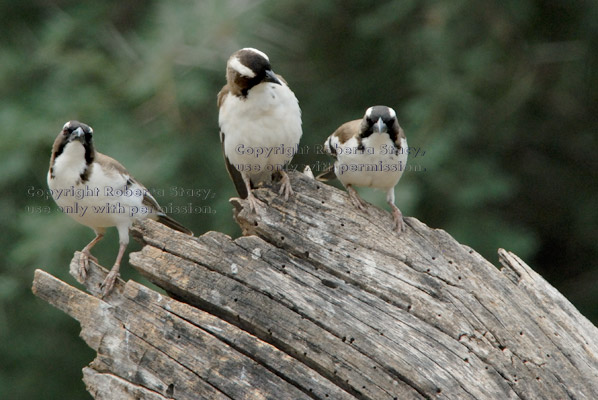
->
xmin=229 ymin=56 xmax=256 ymax=78
xmin=365 ymin=107 xmax=374 ymax=119
xmin=241 ymin=47 xmax=269 ymax=61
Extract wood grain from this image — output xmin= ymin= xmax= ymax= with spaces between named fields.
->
xmin=32 ymin=171 xmax=598 ymax=399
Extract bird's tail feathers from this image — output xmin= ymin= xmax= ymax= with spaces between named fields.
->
xmin=315 ymin=164 xmax=337 ymax=182
xmin=156 ymin=213 xmax=193 ymax=236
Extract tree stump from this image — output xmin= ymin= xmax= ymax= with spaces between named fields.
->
xmin=32 ymin=172 xmax=598 ymax=399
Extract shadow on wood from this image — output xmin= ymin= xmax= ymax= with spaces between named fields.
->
xmin=32 ymin=171 xmax=598 ymax=399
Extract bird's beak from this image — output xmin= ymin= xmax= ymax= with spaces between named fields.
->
xmin=71 ymin=127 xmax=86 ymax=141
xmin=373 ymin=118 xmax=387 ymax=133
xmin=264 ymin=69 xmax=282 ymax=85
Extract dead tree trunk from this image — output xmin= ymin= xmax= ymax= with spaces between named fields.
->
xmin=32 ymin=171 xmax=598 ymax=399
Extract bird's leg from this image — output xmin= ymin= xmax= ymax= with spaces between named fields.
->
xmin=100 ymin=242 xmax=127 ymax=297
xmin=346 ymin=184 xmax=368 ymax=212
xmin=246 ymin=192 xmax=262 ymax=214
xmin=386 ymin=187 xmax=405 ymax=233
xmin=243 ymin=173 xmax=262 ymax=213
xmin=278 ymin=170 xmax=294 ymax=200
xmin=79 ymin=232 xmax=104 ymax=280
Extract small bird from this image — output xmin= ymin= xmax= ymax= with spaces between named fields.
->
xmin=320 ymin=106 xmax=408 ymax=232
xmin=47 ymin=121 xmax=192 ymax=296
xmin=218 ymin=47 xmax=302 ymax=212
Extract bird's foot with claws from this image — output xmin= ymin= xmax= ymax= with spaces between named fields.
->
xmin=347 ymin=186 xmax=369 ymax=212
xmin=78 ymin=250 xmax=98 ymax=281
xmin=391 ymin=205 xmax=405 ymax=233
xmin=278 ymin=172 xmax=294 ymax=201
xmin=100 ymin=268 xmax=119 ymax=297
xmin=246 ymin=192 xmax=264 ymax=214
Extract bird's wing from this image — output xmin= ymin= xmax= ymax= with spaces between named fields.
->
xmin=220 ymin=130 xmax=249 ymax=199
xmin=97 ymin=153 xmax=192 ymax=235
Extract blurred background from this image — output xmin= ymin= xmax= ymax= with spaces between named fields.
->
xmin=1 ymin=0 xmax=597 ymax=398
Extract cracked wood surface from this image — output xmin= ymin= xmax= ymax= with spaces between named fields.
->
xmin=32 ymin=171 xmax=598 ymax=399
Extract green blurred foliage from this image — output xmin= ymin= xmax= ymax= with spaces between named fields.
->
xmin=1 ymin=0 xmax=597 ymax=398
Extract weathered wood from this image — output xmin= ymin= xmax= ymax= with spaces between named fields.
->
xmin=83 ymin=367 xmax=170 ymax=400
xmin=32 ymin=171 xmax=598 ymax=399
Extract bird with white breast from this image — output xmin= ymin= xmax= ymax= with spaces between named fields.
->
xmin=218 ymin=47 xmax=302 ymax=212
xmin=320 ymin=106 xmax=408 ymax=232
xmin=47 ymin=120 xmax=192 ymax=296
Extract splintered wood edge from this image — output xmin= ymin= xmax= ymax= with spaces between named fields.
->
xmin=498 ymin=248 xmax=598 ymax=337
xmin=32 ymin=269 xmax=109 ymax=351
xmin=32 ymin=269 xmax=100 ymax=322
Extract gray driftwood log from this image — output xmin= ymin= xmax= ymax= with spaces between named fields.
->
xmin=32 ymin=171 xmax=598 ymax=399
